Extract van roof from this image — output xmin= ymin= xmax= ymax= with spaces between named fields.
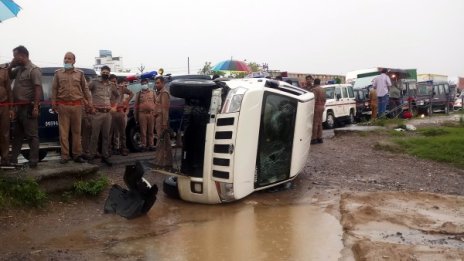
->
xmin=321 ymin=84 xmax=352 ymax=88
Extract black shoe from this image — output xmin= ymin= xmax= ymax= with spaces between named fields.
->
xmin=101 ymin=157 xmax=113 ymax=167
xmin=60 ymin=158 xmax=70 ymax=164
xmin=310 ymin=139 xmax=318 ymax=145
xmin=88 ymin=158 xmax=98 ymax=165
xmin=112 ymin=149 xmax=120 ymax=155
xmin=148 ymin=146 xmax=156 ymax=151
xmin=317 ymin=138 xmax=323 ymax=144
xmin=74 ymin=156 xmax=86 ymax=163
xmin=139 ymin=147 xmax=147 ymax=152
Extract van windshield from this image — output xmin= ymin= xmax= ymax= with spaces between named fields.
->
xmin=325 ymin=87 xmax=335 ymax=99
xmin=417 ymin=85 xmax=431 ymax=95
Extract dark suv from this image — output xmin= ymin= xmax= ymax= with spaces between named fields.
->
xmin=11 ymin=67 xmax=97 ymax=161
xmin=415 ymin=81 xmax=454 ymax=115
xmin=125 ymin=74 xmax=211 ymax=151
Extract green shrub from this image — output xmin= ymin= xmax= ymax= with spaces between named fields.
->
xmin=419 ymin=128 xmax=449 ymax=137
xmin=0 ymin=177 xmax=47 ymax=208
xmin=74 ymin=175 xmax=109 ymax=196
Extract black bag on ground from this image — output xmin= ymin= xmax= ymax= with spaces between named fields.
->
xmin=103 ymin=161 xmax=158 ymax=219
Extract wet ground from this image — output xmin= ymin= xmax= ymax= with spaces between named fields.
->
xmin=1 ymin=114 xmax=463 ymax=260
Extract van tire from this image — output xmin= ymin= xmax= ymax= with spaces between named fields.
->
xmin=170 ymin=79 xmax=217 ymax=99
xmin=21 ymin=149 xmax=48 ymax=162
xmin=128 ymin=123 xmax=142 ymax=152
xmin=163 ymin=176 xmax=180 ymax=199
xmin=324 ymin=112 xmax=335 ymax=129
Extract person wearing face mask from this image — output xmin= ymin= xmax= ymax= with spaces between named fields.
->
xmin=109 ymin=78 xmax=133 ymax=156
xmin=134 ymin=78 xmax=156 ymax=152
xmin=7 ymin=45 xmax=43 ymax=168
xmin=0 ymin=60 xmax=13 ymax=166
xmin=87 ymin=66 xmax=119 ymax=166
xmin=51 ymin=52 xmax=93 ymax=164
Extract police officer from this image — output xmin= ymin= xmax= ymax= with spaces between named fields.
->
xmin=0 ymin=62 xmax=13 ymax=166
xmin=88 ymin=66 xmax=119 ymax=166
xmin=51 ymin=52 xmax=92 ymax=164
xmin=110 ymin=77 xmax=133 ymax=156
xmin=7 ymin=45 xmax=43 ymax=168
xmin=310 ymin=78 xmax=326 ymax=144
xmin=153 ymin=76 xmax=172 ymax=168
xmin=135 ymin=78 xmax=156 ymax=151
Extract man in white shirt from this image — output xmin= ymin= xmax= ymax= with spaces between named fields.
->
xmin=372 ymin=68 xmax=392 ymax=117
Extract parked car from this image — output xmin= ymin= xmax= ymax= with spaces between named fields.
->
xmin=10 ymin=67 xmax=98 ymax=161
xmin=321 ymin=84 xmax=356 ymax=128
xmin=414 ymin=81 xmax=454 ymax=115
xmin=125 ymin=74 xmax=211 ymax=152
xmin=158 ymin=78 xmax=314 ymax=204
xmin=454 ymin=92 xmax=463 ymax=111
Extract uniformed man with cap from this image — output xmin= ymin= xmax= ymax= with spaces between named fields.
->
xmin=7 ymin=45 xmax=43 ymax=168
xmin=88 ymin=66 xmax=119 ymax=166
xmin=0 ymin=62 xmax=14 ymax=166
xmin=51 ymin=52 xmax=92 ymax=164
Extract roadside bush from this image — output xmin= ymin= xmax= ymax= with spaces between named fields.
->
xmin=74 ymin=175 xmax=109 ymax=196
xmin=0 ymin=177 xmax=47 ymax=209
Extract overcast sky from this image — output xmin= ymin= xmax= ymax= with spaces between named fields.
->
xmin=1 ymin=0 xmax=463 ymax=77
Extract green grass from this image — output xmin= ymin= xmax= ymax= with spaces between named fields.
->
xmin=73 ymin=175 xmax=109 ymax=196
xmin=359 ymin=118 xmax=405 ymax=128
xmin=0 ymin=177 xmax=47 ymax=209
xmin=393 ymin=126 xmax=464 ymax=168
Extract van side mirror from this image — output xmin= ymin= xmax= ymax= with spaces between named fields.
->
xmin=336 ymin=94 xmax=341 ymax=100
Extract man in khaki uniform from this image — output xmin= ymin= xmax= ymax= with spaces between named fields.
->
xmin=135 ymin=78 xmax=155 ymax=151
xmin=81 ymin=75 xmax=93 ymax=159
xmin=111 ymin=78 xmax=133 ymax=155
xmin=51 ymin=52 xmax=92 ymax=164
xmin=310 ymin=78 xmax=326 ymax=144
xmin=153 ymin=76 xmax=172 ymax=168
xmin=8 ymin=45 xmax=43 ymax=168
xmin=369 ymin=87 xmax=378 ymax=120
xmin=88 ymin=66 xmax=119 ymax=166
xmin=0 ymin=63 xmax=13 ymax=166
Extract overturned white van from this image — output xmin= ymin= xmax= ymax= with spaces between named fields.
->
xmin=156 ymin=78 xmax=314 ymax=204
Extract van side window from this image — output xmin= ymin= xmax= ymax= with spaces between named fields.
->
xmin=335 ymin=87 xmax=342 ymax=98
xmin=342 ymin=87 xmax=348 ymax=98
xmin=438 ymin=85 xmax=444 ymax=95
xmin=444 ymin=84 xmax=449 ymax=94
xmin=433 ymin=85 xmax=439 ymax=95
xmin=348 ymin=86 xmax=355 ymax=98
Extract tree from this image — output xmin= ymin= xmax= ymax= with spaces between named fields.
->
xmin=137 ymin=64 xmax=145 ymax=74
xmin=198 ymin=61 xmax=213 ymax=75
xmin=247 ymin=62 xmax=261 ymax=73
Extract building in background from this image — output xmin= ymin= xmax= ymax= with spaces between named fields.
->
xmin=94 ymin=50 xmax=128 ymax=72
xmin=417 ymin=73 xmax=448 ymax=83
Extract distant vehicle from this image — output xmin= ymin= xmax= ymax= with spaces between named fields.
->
xmin=454 ymin=94 xmax=463 ymax=111
xmin=415 ymin=81 xmax=454 ymax=115
xmin=125 ymin=74 xmax=211 ymax=151
xmin=353 ymin=86 xmax=371 ymax=121
xmin=321 ymin=84 xmax=356 ymax=128
xmin=10 ymin=67 xmax=98 ymax=161
xmin=159 ymin=78 xmax=314 ymax=204
xmin=282 ymin=77 xmax=302 ymax=88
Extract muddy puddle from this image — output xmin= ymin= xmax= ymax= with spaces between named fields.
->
xmin=40 ymin=199 xmax=343 ymax=260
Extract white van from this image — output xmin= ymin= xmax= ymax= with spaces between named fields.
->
xmin=156 ymin=78 xmax=315 ymax=204
xmin=321 ymin=84 xmax=356 ymax=128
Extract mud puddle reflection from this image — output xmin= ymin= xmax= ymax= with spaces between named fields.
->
xmin=77 ymin=201 xmax=343 ymax=260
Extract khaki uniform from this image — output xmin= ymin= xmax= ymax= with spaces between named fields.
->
xmin=0 ymin=66 xmax=13 ymax=165
xmin=110 ymin=85 xmax=132 ymax=152
xmin=10 ymin=61 xmax=43 ymax=165
xmin=88 ymin=79 xmax=119 ymax=159
xmin=135 ymin=89 xmax=155 ymax=149
xmin=369 ymin=88 xmax=378 ymax=120
xmin=51 ymin=68 xmax=92 ymax=160
xmin=311 ymin=86 xmax=326 ymax=141
xmin=154 ymin=87 xmax=172 ymax=167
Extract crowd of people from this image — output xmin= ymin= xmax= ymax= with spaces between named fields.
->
xmin=0 ymin=45 xmax=172 ymax=169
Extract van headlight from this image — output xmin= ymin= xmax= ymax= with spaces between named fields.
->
xmin=214 ymin=181 xmax=235 ymax=202
xmin=221 ymin=87 xmax=247 ymax=113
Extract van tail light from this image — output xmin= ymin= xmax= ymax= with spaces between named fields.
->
xmin=215 ymin=181 xmax=235 ymax=202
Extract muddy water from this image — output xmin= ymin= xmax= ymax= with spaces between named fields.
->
xmin=45 ymin=199 xmax=343 ymax=260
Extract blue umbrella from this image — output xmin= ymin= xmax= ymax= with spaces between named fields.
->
xmin=0 ymin=0 xmax=21 ymax=22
